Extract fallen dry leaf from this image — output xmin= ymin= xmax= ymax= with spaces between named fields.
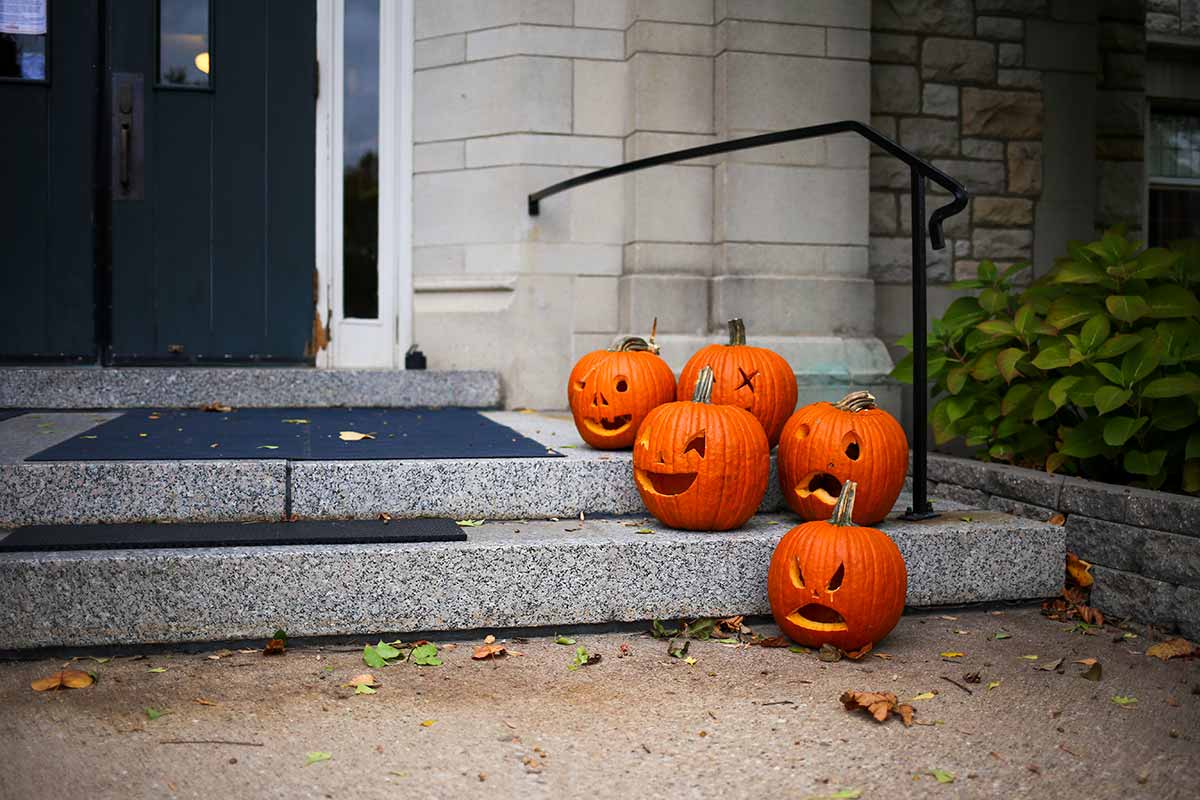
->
xmin=201 ymin=402 xmax=232 ymax=413
xmin=1074 ymin=657 xmax=1098 ymax=666
xmin=1066 ymin=552 xmax=1093 ymax=589
xmin=31 ymin=669 xmax=94 ymax=692
xmin=339 ymin=431 xmax=375 ymax=441
xmin=483 ymin=634 xmax=496 ymax=645
xmin=756 ymin=636 xmax=791 ymax=648
xmin=1034 ymin=657 xmax=1064 ymax=672
xmin=193 ymin=698 xmax=218 ymax=706
xmin=844 ymin=642 xmax=873 ymax=661
xmin=839 ymin=691 xmax=914 ymax=727
xmin=473 ymin=644 xmax=508 ymax=660
xmin=263 ymin=638 xmax=286 ymax=656
xmin=940 ymin=651 xmax=965 ymax=659
xmin=1048 ymin=513 xmax=1066 ymax=526
xmin=1146 ymin=638 xmax=1197 ymax=661
xmin=346 ymin=674 xmax=379 ymax=688
xmin=818 ymin=644 xmax=843 ymax=662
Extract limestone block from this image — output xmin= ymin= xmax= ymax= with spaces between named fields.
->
xmin=1100 ymin=21 xmax=1146 ymax=52
xmin=931 ymin=158 xmax=1007 ymax=194
xmin=871 ymin=0 xmax=973 ymax=35
xmin=631 ymin=0 xmax=713 ymax=24
xmin=467 ymin=25 xmax=624 ymax=61
xmin=1095 ymin=90 xmax=1144 ymax=136
xmin=998 ymin=43 xmax=1023 ymax=67
xmin=574 ymin=60 xmax=628 ymax=137
xmin=416 ymin=57 xmax=571 ymax=141
xmin=900 ymin=194 xmax=970 ymax=237
xmin=1026 ymin=20 xmax=1099 ymax=73
xmin=717 ymin=129 xmax=826 ymax=166
xmin=715 ymin=243 xmax=853 ymax=277
xmin=573 ymin=276 xmax=620 ymax=333
xmin=414 ymin=246 xmax=466 ymax=276
xmin=961 ymin=138 xmax=1003 ymax=159
xmin=623 ymin=242 xmax=714 ymax=276
xmin=828 ymin=28 xmax=871 ymax=60
xmin=717 ymin=163 xmax=868 ymax=245
xmin=1006 ymin=141 xmax=1043 ymax=195
xmin=414 ymin=141 xmax=465 ymax=173
xmin=462 ymin=243 xmax=622 ymax=275
xmin=1147 ymin=0 xmax=1179 ymax=13
xmin=415 ymin=34 xmax=465 ymax=69
xmin=977 ymin=16 xmax=1023 ymax=41
xmin=921 ymin=37 xmax=996 ymax=83
xmin=871 ymin=32 xmax=918 ymax=63
xmin=998 ymin=68 xmax=1042 ymax=89
xmin=954 ymin=260 xmax=980 ymax=280
xmin=466 ymin=134 xmax=623 ymax=168
xmin=619 ymin=275 xmax=709 ymax=335
xmin=961 ymin=88 xmax=1044 ymax=138
xmin=922 ymin=83 xmax=959 ymax=117
xmin=710 ymin=275 xmax=877 ymax=337
xmin=723 ymin=53 xmax=870 ymax=130
xmin=625 ymin=165 xmax=713 ymax=243
xmin=870 ymin=191 xmax=898 ymax=234
xmin=415 ymin=168 xmax=526 ymax=246
xmin=973 ymin=227 xmax=1033 ymax=260
xmin=1097 ymin=160 xmax=1144 ymax=227
xmin=625 ymin=132 xmax=720 ymax=164
xmin=1146 ymin=11 xmax=1181 ymax=33
xmin=574 ymin=0 xmax=629 ymax=28
xmin=974 ymin=196 xmax=1034 ymax=226
xmin=416 ymin=0 xmax=572 ymax=39
xmin=827 ymin=133 xmax=869 ymax=167
xmin=627 ymin=21 xmax=716 ymax=57
xmin=1183 ymin=0 xmax=1200 ymax=35
xmin=899 ymin=117 xmax=959 ymax=157
xmin=719 ymin=0 xmax=870 ymax=28
xmin=872 ymin=65 xmax=920 ymax=114
xmin=869 ymin=236 xmax=952 ymax=283
xmin=631 ymin=53 xmax=713 ymax=133
xmin=871 ymin=115 xmax=896 ymax=139
xmin=715 ymin=20 xmax=824 ymax=56
xmin=870 ymin=155 xmax=910 ymax=189
xmin=953 ymin=239 xmax=970 ymax=257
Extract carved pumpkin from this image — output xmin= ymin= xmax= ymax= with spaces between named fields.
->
xmin=677 ymin=318 xmax=798 ymax=447
xmin=778 ymin=390 xmax=908 ymax=525
xmin=767 ymin=481 xmax=907 ymax=651
xmin=633 ymin=366 xmax=769 ymax=531
xmin=567 ymin=331 xmax=676 ymax=449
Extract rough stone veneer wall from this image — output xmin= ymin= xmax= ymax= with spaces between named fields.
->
xmin=927 ymin=454 xmax=1200 ymax=639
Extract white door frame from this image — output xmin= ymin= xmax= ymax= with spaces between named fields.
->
xmin=314 ymin=0 xmax=413 ymax=368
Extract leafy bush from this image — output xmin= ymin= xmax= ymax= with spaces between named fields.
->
xmin=892 ymin=229 xmax=1200 ymax=494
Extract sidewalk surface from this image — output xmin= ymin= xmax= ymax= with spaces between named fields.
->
xmin=3 ymin=606 xmax=1197 ymax=799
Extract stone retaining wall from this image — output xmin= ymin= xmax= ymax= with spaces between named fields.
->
xmin=926 ymin=453 xmax=1199 ymax=639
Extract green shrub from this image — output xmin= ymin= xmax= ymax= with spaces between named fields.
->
xmin=892 ymin=228 xmax=1200 ymax=494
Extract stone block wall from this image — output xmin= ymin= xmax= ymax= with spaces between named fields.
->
xmin=1147 ymin=0 xmax=1200 ymax=35
xmin=927 ymin=454 xmax=1200 ymax=639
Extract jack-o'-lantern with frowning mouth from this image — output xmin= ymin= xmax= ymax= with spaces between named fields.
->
xmin=767 ymin=481 xmax=907 ymax=651
xmin=567 ymin=327 xmax=676 ymax=449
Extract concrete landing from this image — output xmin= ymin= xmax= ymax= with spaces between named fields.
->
xmin=0 ymin=501 xmax=1065 ymax=649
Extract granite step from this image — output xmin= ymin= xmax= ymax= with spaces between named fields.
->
xmin=0 ymin=505 xmax=1065 ymax=649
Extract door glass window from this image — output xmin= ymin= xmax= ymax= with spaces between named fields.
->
xmin=159 ymin=0 xmax=210 ymax=87
xmin=0 ymin=0 xmax=48 ymax=81
xmin=1148 ymin=111 xmax=1200 ymax=247
xmin=343 ymin=0 xmax=379 ymax=319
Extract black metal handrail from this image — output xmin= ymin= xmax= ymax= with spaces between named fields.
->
xmin=529 ymin=120 xmax=969 ymax=521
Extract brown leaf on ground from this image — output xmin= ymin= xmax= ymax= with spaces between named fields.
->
xmin=755 ymin=636 xmax=791 ymax=648
xmin=473 ymin=644 xmax=507 ymax=660
xmin=263 ymin=638 xmax=286 ymax=656
xmin=1078 ymin=605 xmax=1104 ymax=626
xmin=1066 ymin=553 xmax=1093 ymax=589
xmin=1146 ymin=638 xmax=1198 ymax=661
xmin=1048 ymin=513 xmax=1066 ymax=526
xmin=338 ymin=431 xmax=375 ymax=441
xmin=839 ymin=691 xmax=915 ymax=727
xmin=31 ymin=669 xmax=94 ymax=692
xmin=346 ymin=674 xmax=379 ymax=687
xmin=201 ymin=402 xmax=232 ymax=413
xmin=844 ymin=642 xmax=873 ymax=661
xmin=818 ymin=644 xmax=843 ymax=662
xmin=1034 ymin=657 xmax=1064 ymax=672
xmin=193 ymin=698 xmax=218 ymax=706
xmin=483 ymin=634 xmax=496 ymax=645
xmin=962 ymin=671 xmax=981 ymax=684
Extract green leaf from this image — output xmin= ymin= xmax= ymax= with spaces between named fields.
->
xmin=1152 ymin=398 xmax=1198 ymax=431
xmin=1060 ymin=416 xmax=1108 ymax=458
xmin=1124 ymin=449 xmax=1167 ymax=476
xmin=996 ymin=348 xmax=1025 ymax=383
xmin=1094 ymin=334 xmax=1143 ymax=360
xmin=1050 ymin=260 xmax=1108 ymax=285
xmin=555 ymin=635 xmax=576 ymax=645
xmin=890 ymin=353 xmax=914 ymax=384
xmin=147 ymin=667 xmax=167 ymax=673
xmin=1141 ymin=372 xmax=1200 ymax=399
xmin=931 ymin=399 xmax=955 ymax=445
xmin=1032 ymin=342 xmax=1073 ymax=370
xmin=970 ymin=352 xmax=1001 ymax=382
xmin=978 ymin=260 xmax=997 ymax=282
xmin=145 ymin=707 xmax=168 ymax=721
xmin=1188 ymin=431 xmax=1200 ymax=461
xmin=1032 ymin=390 xmax=1057 ymax=422
xmin=1067 ymin=376 xmax=1106 ymax=408
xmin=1046 ymin=296 xmax=1103 ymax=330
xmin=1128 ymin=247 xmax=1178 ymax=280
xmin=976 ymin=319 xmax=1016 ymax=337
xmin=410 ymin=644 xmax=442 ymax=666
xmin=1184 ymin=461 xmax=1200 ymax=494
xmin=355 ymin=683 xmax=377 ymax=695
xmin=567 ymin=645 xmax=590 ymax=671
xmin=1093 ymin=386 xmax=1132 ymax=415
xmin=362 ymin=645 xmax=387 ymax=669
xmin=1049 ymin=376 xmax=1079 ymax=408
xmin=978 ymin=287 xmax=1008 ymax=313
xmin=1013 ymin=304 xmax=1037 ymax=334
xmin=1106 ymin=295 xmax=1151 ymax=323
xmin=1121 ymin=341 xmax=1162 ymax=387
xmin=374 ymin=641 xmax=402 ymax=660
xmin=305 ymin=752 xmax=332 ymax=767
xmin=1145 ymin=283 xmax=1200 ymax=318
xmin=1001 ymin=384 xmax=1034 ymax=416
xmin=945 ymin=365 xmax=969 ymax=395
xmin=1093 ymin=362 xmax=1124 ymax=386
xmin=1102 ymin=416 xmax=1146 ymax=446
xmin=1079 ymin=315 xmax=1111 ymax=352
xmin=945 ymin=395 xmax=975 ymax=425
xmin=928 ymin=769 xmax=955 ymax=784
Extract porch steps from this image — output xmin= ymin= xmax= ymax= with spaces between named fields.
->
xmin=0 ymin=367 xmax=500 ymax=409
xmin=0 ymin=504 xmax=1064 ymax=649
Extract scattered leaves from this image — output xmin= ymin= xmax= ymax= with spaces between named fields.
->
xmin=911 ymin=691 xmax=938 ymax=701
xmin=962 ymin=671 xmax=981 ymax=684
xmin=305 ymin=752 xmax=332 ymax=766
xmin=844 ymin=642 xmax=873 ymax=660
xmin=555 ymin=635 xmax=576 ymax=646
xmin=818 ymin=644 xmax=843 ymax=662
xmin=756 ymin=636 xmax=791 ymax=648
xmin=455 ymin=519 xmax=485 ymax=527
xmin=145 ymin=707 xmax=169 ymax=721
xmin=567 ymin=646 xmax=600 ymax=671
xmin=1034 ymin=657 xmax=1064 ymax=672
xmin=363 ymin=641 xmax=405 ymax=668
xmin=411 ymin=644 xmax=442 ymax=666
xmin=1145 ymin=638 xmax=1197 ymax=661
xmin=1080 ymin=661 xmax=1102 ymax=682
xmin=939 ymin=652 xmax=965 ymax=659
xmin=1066 ymin=552 xmax=1093 ymax=588
xmin=1111 ymin=695 xmax=1138 ymax=708
xmin=1020 ymin=655 xmax=1039 ymax=660
xmin=263 ymin=637 xmax=286 ymax=656
xmin=928 ymin=769 xmax=955 ymax=784
xmin=992 ymin=631 xmax=1011 ymax=640
xmin=650 ymin=619 xmax=678 ymax=639
xmin=987 ymin=681 xmax=1001 ymax=690
xmin=839 ymin=691 xmax=914 ymax=727
xmin=31 ymin=669 xmax=94 ymax=692
xmin=147 ymin=667 xmax=167 ymax=673
xmin=193 ymin=698 xmax=217 ymax=706
xmin=473 ymin=644 xmax=507 ymax=660
xmin=806 ymin=791 xmax=862 ymax=800
xmin=346 ymin=674 xmax=378 ymax=688
xmin=201 ymin=402 xmax=232 ymax=413
xmin=338 ymin=431 xmax=374 ymax=441
xmin=635 ymin=528 xmax=654 ymax=534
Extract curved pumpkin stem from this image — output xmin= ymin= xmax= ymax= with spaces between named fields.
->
xmin=832 ymin=390 xmax=877 ymax=413
xmin=609 ymin=335 xmax=661 ymax=355
xmin=692 ymin=365 xmax=715 ymax=404
xmin=727 ymin=318 xmax=747 ymax=346
xmin=830 ymin=480 xmax=858 ymax=527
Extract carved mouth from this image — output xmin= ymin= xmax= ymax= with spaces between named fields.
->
xmin=787 ymin=603 xmax=848 ymax=632
xmin=635 ymin=468 xmax=698 ymax=496
xmin=794 ymin=472 xmax=842 ymax=506
xmin=584 ymin=414 xmax=632 ymax=435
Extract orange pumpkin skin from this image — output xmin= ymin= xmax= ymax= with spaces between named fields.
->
xmin=777 ymin=391 xmax=908 ymax=525
xmin=677 ymin=319 xmax=798 ymax=447
xmin=568 ymin=336 xmax=676 ymax=449
xmin=767 ymin=482 xmax=907 ymax=651
xmin=633 ymin=367 xmax=769 ymax=531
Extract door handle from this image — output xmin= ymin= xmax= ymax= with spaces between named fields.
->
xmin=112 ymin=73 xmax=143 ymax=199
xmin=119 ymin=123 xmax=130 ymax=188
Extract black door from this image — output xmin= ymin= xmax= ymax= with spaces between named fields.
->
xmin=108 ymin=0 xmax=316 ymax=363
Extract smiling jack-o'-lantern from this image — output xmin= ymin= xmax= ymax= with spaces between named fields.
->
xmin=633 ymin=366 xmax=769 ymax=531
xmin=676 ymin=318 xmax=798 ymax=447
xmin=777 ymin=390 xmax=908 ymax=525
xmin=767 ymin=481 xmax=907 ymax=651
xmin=567 ymin=331 xmax=676 ymax=449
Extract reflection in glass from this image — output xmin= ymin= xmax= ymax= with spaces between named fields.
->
xmin=159 ymin=0 xmax=209 ymax=87
xmin=1149 ymin=112 xmax=1200 ymax=180
xmin=343 ymin=0 xmax=379 ymax=319
xmin=0 ymin=34 xmax=46 ymax=81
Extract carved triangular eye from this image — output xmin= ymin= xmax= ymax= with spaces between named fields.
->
xmin=789 ymin=557 xmax=805 ymax=589
xmin=827 ymin=563 xmax=845 ymax=592
xmin=684 ymin=431 xmax=705 ymax=458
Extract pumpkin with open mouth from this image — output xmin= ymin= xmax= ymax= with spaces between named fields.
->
xmin=567 ymin=329 xmax=676 ymax=449
xmin=767 ymin=481 xmax=907 ymax=651
xmin=633 ymin=366 xmax=769 ymax=531
xmin=777 ymin=390 xmax=908 ymax=525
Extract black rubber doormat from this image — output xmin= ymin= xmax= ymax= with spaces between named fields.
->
xmin=0 ymin=518 xmax=467 ymax=552
xmin=0 ymin=410 xmax=27 ymax=422
xmin=27 ymin=407 xmax=562 ymax=461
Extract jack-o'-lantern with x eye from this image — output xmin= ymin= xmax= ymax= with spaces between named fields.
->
xmin=767 ymin=481 xmax=907 ymax=651
xmin=567 ymin=330 xmax=676 ymax=449
xmin=634 ymin=366 xmax=769 ymax=531
xmin=677 ymin=318 xmax=798 ymax=447
xmin=778 ymin=390 xmax=908 ymax=525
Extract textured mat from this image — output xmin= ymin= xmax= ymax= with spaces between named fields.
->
xmin=27 ymin=407 xmax=561 ymax=461
xmin=0 ymin=518 xmax=467 ymax=551
xmin=0 ymin=410 xmax=27 ymax=422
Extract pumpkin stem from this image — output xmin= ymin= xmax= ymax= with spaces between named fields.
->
xmin=650 ymin=317 xmax=658 ymax=344
xmin=692 ymin=365 xmax=715 ymax=403
xmin=832 ymin=391 xmax=877 ymax=413
xmin=727 ymin=318 xmax=747 ymax=346
xmin=830 ymin=480 xmax=858 ymax=527
xmin=609 ymin=335 xmax=661 ymax=355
